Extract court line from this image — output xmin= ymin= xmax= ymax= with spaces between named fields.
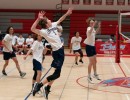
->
xmin=76 ymin=75 xmax=130 ymax=94
xmin=117 ymin=63 xmax=127 ymax=77
xmin=121 ymin=59 xmax=130 ymax=73
xmin=76 ymin=57 xmax=130 ymax=94
xmin=109 ymin=58 xmax=118 ymax=74
xmin=0 ymin=56 xmax=32 ymax=79
xmin=109 ymin=58 xmax=130 ymax=100
xmin=117 ymin=58 xmax=130 ymax=100
xmin=125 ymin=94 xmax=130 ymax=100
xmin=24 ymin=67 xmax=52 ymax=100
xmin=120 ymin=59 xmax=130 ymax=100
xmin=87 ymin=79 xmax=90 ymax=100
xmin=58 ymin=61 xmax=75 ymax=100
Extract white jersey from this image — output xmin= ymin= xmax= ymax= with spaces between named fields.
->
xmin=12 ymin=35 xmax=18 ymax=45
xmin=31 ymin=41 xmax=44 ymax=63
xmin=39 ymin=22 xmax=62 ymax=51
xmin=57 ymin=25 xmax=63 ymax=36
xmin=71 ymin=36 xmax=82 ymax=50
xmin=84 ymin=27 xmax=96 ymax=46
xmin=26 ymin=38 xmax=34 ymax=46
xmin=17 ymin=37 xmax=25 ymax=45
xmin=3 ymin=34 xmax=13 ymax=52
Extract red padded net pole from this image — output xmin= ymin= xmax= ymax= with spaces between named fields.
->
xmin=115 ymin=25 xmax=120 ymax=63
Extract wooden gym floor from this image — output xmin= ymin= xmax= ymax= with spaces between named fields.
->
xmin=0 ymin=49 xmax=130 ymax=100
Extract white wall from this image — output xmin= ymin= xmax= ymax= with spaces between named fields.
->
xmin=0 ymin=0 xmax=61 ymax=10
xmin=0 ymin=0 xmax=129 ymax=10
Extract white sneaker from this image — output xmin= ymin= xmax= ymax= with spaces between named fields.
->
xmin=93 ymin=74 xmax=101 ymax=80
xmin=21 ymin=52 xmax=23 ymax=55
xmin=87 ymin=76 xmax=92 ymax=83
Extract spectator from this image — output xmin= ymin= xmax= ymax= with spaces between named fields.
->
xmin=17 ymin=34 xmax=25 ymax=54
xmin=109 ymin=35 xmax=115 ymax=42
xmin=26 ymin=35 xmax=34 ymax=48
xmin=0 ymin=30 xmax=6 ymax=41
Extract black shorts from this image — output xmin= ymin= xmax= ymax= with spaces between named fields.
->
xmin=27 ymin=44 xmax=31 ymax=48
xmin=33 ymin=59 xmax=42 ymax=71
xmin=3 ymin=52 xmax=16 ymax=60
xmin=46 ymin=45 xmax=52 ymax=49
xmin=51 ymin=47 xmax=64 ymax=70
xmin=85 ymin=45 xmax=96 ymax=57
xmin=73 ymin=49 xmax=82 ymax=54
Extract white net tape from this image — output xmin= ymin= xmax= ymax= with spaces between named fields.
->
xmin=119 ymin=11 xmax=130 ymax=41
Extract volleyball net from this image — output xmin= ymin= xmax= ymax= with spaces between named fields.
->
xmin=115 ymin=10 xmax=130 ymax=63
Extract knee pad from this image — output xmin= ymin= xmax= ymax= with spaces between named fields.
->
xmin=47 ymin=69 xmax=61 ymax=82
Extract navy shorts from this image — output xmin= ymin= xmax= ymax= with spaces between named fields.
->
xmin=3 ymin=52 xmax=16 ymax=60
xmin=73 ymin=49 xmax=82 ymax=54
xmin=85 ymin=45 xmax=96 ymax=57
xmin=33 ymin=59 xmax=42 ymax=71
xmin=51 ymin=47 xmax=64 ymax=70
xmin=73 ymin=49 xmax=83 ymax=57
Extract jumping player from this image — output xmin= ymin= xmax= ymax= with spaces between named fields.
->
xmin=31 ymin=8 xmax=72 ymax=99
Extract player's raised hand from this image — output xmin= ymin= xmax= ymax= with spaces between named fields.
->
xmin=38 ymin=11 xmax=46 ymax=20
xmin=66 ymin=7 xmax=73 ymax=15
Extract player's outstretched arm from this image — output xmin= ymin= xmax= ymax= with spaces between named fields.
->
xmin=57 ymin=8 xmax=73 ymax=24
xmin=31 ymin=11 xmax=46 ymax=35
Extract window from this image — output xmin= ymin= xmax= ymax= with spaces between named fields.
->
xmin=117 ymin=0 xmax=125 ymax=5
xmin=72 ymin=0 xmax=80 ymax=4
xmin=62 ymin=0 xmax=69 ymax=4
xmin=106 ymin=0 xmax=114 ymax=5
xmin=83 ymin=0 xmax=91 ymax=5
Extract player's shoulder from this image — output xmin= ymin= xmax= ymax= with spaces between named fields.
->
xmin=40 ymin=29 xmax=47 ymax=33
xmin=72 ymin=36 xmax=76 ymax=39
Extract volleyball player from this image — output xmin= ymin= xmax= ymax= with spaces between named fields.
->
xmin=31 ymin=8 xmax=72 ymax=99
xmin=2 ymin=26 xmax=26 ymax=77
xmin=24 ymin=34 xmax=45 ymax=91
xmin=84 ymin=18 xmax=101 ymax=83
xmin=70 ymin=32 xmax=83 ymax=65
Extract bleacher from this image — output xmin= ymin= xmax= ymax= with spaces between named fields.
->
xmin=0 ymin=10 xmax=130 ymax=47
xmin=0 ymin=11 xmax=54 ymax=35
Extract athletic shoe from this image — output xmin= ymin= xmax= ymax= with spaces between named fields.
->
xmin=93 ymin=74 xmax=101 ymax=80
xmin=75 ymin=62 xmax=78 ymax=65
xmin=43 ymin=86 xmax=50 ymax=100
xmin=2 ymin=70 xmax=7 ymax=76
xmin=20 ymin=72 xmax=26 ymax=78
xmin=33 ymin=83 xmax=42 ymax=96
xmin=37 ymin=89 xmax=43 ymax=95
xmin=79 ymin=59 xmax=83 ymax=63
xmin=87 ymin=76 xmax=92 ymax=83
xmin=21 ymin=52 xmax=24 ymax=55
